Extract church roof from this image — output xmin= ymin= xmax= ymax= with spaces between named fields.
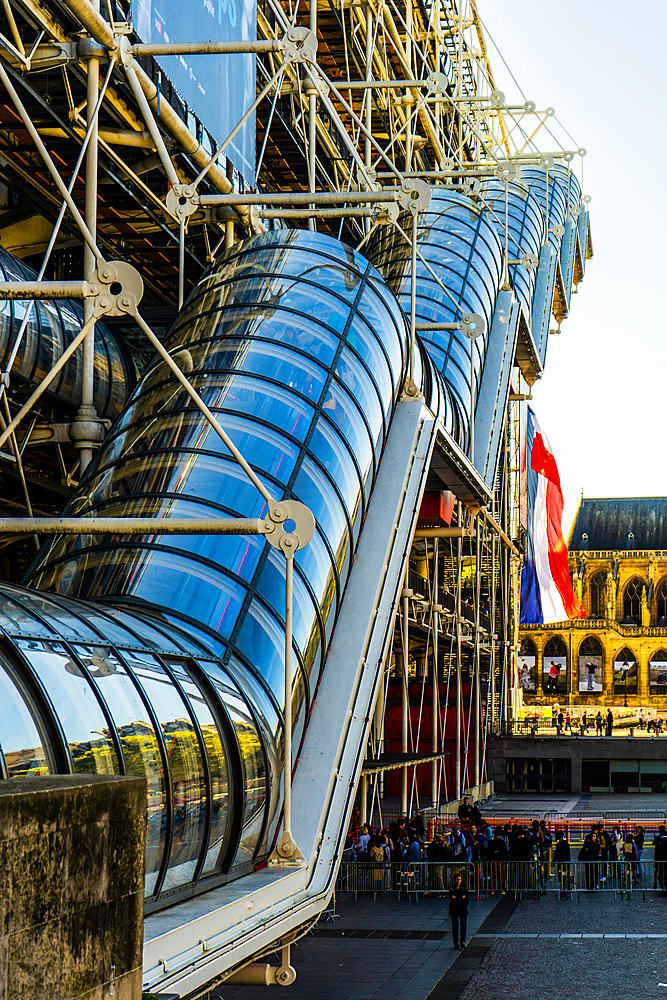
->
xmin=568 ymin=498 xmax=667 ymax=551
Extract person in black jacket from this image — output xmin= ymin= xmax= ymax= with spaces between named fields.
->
xmin=487 ymin=827 xmax=509 ymax=894
xmin=448 ymin=873 xmax=469 ymax=949
xmin=653 ymin=824 xmax=667 ymax=890
xmin=554 ymin=830 xmax=572 ymax=893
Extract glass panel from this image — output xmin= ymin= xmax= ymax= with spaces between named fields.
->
xmin=75 ymin=645 xmax=167 ymax=894
xmin=255 ymin=548 xmax=322 ymax=681
xmin=0 ymin=658 xmax=50 ymax=777
xmin=15 ymin=639 xmax=119 ymax=776
xmin=0 ymin=592 xmax=56 ymax=637
xmin=168 ymin=660 xmax=232 ymax=876
xmin=125 ymin=653 xmax=207 ymax=890
xmin=204 ymin=661 xmax=268 ymax=864
xmin=3 ymin=589 xmax=100 ymax=642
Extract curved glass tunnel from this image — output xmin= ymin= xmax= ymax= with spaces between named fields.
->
xmin=0 ymin=230 xmax=411 ymax=908
xmin=366 ymin=189 xmax=503 ymax=454
xmin=0 ymin=174 xmax=585 ymax=910
xmin=0 ymin=246 xmax=135 ymax=421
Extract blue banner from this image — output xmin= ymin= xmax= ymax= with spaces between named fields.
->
xmin=133 ymin=0 xmax=256 ymax=183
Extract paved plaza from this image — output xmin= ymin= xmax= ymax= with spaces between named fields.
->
xmin=215 ymin=887 xmax=667 ymax=1000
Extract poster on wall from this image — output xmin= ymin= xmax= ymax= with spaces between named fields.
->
xmin=578 ymin=655 xmax=602 ymax=692
xmin=543 ymin=656 xmax=567 ymax=693
xmin=613 ymin=658 xmax=637 ymax=692
xmin=649 ymin=660 xmax=667 ymax=689
xmin=518 ymin=655 xmax=536 ymax=692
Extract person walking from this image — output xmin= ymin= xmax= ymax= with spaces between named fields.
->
xmin=595 ymin=711 xmax=603 ymax=736
xmin=448 ymin=872 xmax=469 ymax=950
xmin=622 ymin=833 xmax=639 ymax=885
xmin=557 ymin=710 xmax=564 ymax=735
xmin=581 ymin=711 xmax=589 ymax=735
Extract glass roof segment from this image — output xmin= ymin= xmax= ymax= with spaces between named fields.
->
xmin=366 ymin=188 xmax=503 ymax=453
xmin=478 ymin=178 xmax=543 ymax=320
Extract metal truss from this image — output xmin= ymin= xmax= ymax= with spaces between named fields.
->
xmin=0 ymin=0 xmax=587 ymax=982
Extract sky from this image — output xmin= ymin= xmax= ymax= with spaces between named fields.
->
xmin=479 ymin=0 xmax=667 ymax=537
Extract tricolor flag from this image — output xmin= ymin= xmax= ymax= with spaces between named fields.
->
xmin=520 ymin=408 xmax=586 ymax=624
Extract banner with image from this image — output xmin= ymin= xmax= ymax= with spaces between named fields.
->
xmin=614 ymin=658 xmax=637 ymax=692
xmin=649 ymin=660 xmax=667 ymax=689
xmin=578 ymin=655 xmax=602 ymax=692
xmin=518 ymin=656 xmax=536 ymax=692
xmin=543 ymin=656 xmax=567 ymax=693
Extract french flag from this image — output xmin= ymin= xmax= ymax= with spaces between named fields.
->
xmin=520 ymin=408 xmax=586 ymax=624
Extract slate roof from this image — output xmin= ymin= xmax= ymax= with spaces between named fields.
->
xmin=568 ymin=498 xmax=667 ymax=551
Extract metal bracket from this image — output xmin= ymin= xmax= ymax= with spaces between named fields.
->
xmin=373 ymin=201 xmax=398 ymax=225
xmin=398 ymin=179 xmax=430 ymax=215
xmin=263 ymin=499 xmax=316 ymax=555
xmin=426 ymin=71 xmax=448 ymax=97
xmin=165 ymin=184 xmax=200 ymax=222
xmin=280 ymin=26 xmax=318 ymax=64
xmin=268 ymin=830 xmax=307 ymax=867
xmin=459 ymin=313 xmax=485 ymax=339
xmin=400 ymin=376 xmax=422 ymax=401
xmin=549 ymin=223 xmax=565 ymax=238
xmin=495 ymin=160 xmax=518 ymax=183
xmin=508 ymin=252 xmax=539 ymax=271
xmin=86 ymin=260 xmax=144 ymax=317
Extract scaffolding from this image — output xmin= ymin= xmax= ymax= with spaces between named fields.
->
xmin=0 ymin=0 xmax=591 ymax=985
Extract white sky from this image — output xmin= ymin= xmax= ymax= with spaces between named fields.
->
xmin=479 ymin=0 xmax=667 ymax=536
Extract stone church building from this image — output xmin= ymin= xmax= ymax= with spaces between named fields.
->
xmin=519 ymin=497 xmax=667 ymax=708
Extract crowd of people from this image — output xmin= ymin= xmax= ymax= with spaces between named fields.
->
xmin=346 ymin=800 xmax=667 ymax=894
xmin=345 ymin=803 xmax=667 ymax=950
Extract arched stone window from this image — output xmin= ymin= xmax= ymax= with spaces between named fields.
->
xmin=622 ymin=578 xmax=645 ymax=624
xmin=543 ymin=635 xmax=567 ymax=693
xmin=649 ymin=648 xmax=667 ymax=695
xmin=655 ymin=579 xmax=667 ymax=625
xmin=589 ymin=571 xmax=607 ymax=618
xmin=614 ymin=645 xmax=637 ymax=694
xmin=578 ymin=635 xmax=603 ymax=693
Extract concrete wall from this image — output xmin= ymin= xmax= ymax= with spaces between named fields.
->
xmin=0 ymin=774 xmax=145 ymax=1000
xmin=488 ymin=736 xmax=667 ymax=794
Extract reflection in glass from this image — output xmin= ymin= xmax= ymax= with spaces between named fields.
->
xmin=127 ymin=652 xmax=207 ymax=890
xmin=168 ymin=660 xmax=232 ymax=877
xmin=16 ymin=639 xmax=119 ymax=776
xmin=0 ymin=659 xmax=50 ymax=777
xmin=76 ymin=645 xmax=168 ymax=895
xmin=205 ymin=661 xmax=267 ymax=865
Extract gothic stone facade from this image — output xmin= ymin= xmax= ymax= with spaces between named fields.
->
xmin=519 ymin=498 xmax=667 ymax=708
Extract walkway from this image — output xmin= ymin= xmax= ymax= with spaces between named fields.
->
xmin=217 ymin=892 xmax=499 ymax=1000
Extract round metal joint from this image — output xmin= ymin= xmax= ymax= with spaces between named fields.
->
xmin=399 ymin=178 xmax=431 ymax=215
xmin=264 ymin=499 xmax=316 ymax=554
xmin=276 ymin=965 xmax=297 ymax=987
xmin=165 ymin=185 xmax=200 ymax=221
xmin=459 ymin=313 xmax=485 ymax=339
xmin=90 ymin=260 xmax=144 ymax=317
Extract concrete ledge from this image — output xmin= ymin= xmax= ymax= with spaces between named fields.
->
xmin=0 ymin=774 xmax=146 ymax=1000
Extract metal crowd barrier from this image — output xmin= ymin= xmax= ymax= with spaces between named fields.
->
xmin=336 ymin=860 xmax=667 ymax=900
